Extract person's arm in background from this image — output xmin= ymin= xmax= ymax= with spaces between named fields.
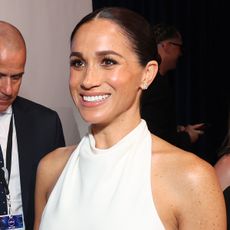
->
xmin=214 ymin=153 xmax=230 ymax=191
xmin=177 ymin=123 xmax=204 ymax=143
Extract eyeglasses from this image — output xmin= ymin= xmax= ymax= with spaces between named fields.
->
xmin=168 ymin=42 xmax=183 ymax=48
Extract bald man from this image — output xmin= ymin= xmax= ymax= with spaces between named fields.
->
xmin=0 ymin=21 xmax=65 ymax=229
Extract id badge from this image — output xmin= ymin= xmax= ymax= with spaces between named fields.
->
xmin=0 ymin=214 xmax=24 ymax=229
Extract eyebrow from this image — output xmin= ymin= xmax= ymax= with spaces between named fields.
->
xmin=69 ymin=51 xmax=82 ymax=58
xmin=70 ymin=50 xmax=123 ymax=58
xmin=0 ymin=72 xmax=24 ymax=77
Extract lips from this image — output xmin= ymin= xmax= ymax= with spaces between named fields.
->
xmin=0 ymin=98 xmax=10 ymax=104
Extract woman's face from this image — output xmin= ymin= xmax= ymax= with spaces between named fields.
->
xmin=69 ymin=19 xmax=145 ymax=125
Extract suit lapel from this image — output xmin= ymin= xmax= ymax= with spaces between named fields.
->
xmin=12 ymin=97 xmax=32 ymax=220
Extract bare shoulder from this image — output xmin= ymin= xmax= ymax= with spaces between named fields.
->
xmin=151 ymin=135 xmax=225 ymax=229
xmin=37 ymin=145 xmax=76 ymax=197
xmin=38 ymin=145 xmax=76 ymax=174
xmin=151 ymin=134 xmax=216 ymax=181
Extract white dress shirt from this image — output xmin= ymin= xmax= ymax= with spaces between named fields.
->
xmin=0 ymin=105 xmax=25 ymax=228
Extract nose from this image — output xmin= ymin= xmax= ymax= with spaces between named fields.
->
xmin=81 ymin=65 xmax=101 ymax=89
xmin=0 ymin=77 xmax=13 ymax=96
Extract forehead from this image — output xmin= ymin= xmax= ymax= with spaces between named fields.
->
xmin=171 ymin=32 xmax=182 ymax=43
xmin=0 ymin=48 xmax=25 ymax=63
xmin=0 ymin=49 xmax=25 ymax=75
xmin=71 ymin=19 xmax=132 ymax=50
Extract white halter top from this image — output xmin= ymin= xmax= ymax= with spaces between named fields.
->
xmin=39 ymin=120 xmax=165 ymax=230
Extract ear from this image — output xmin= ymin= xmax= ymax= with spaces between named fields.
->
xmin=140 ymin=60 xmax=158 ymax=90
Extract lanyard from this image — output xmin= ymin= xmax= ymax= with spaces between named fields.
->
xmin=6 ymin=114 xmax=13 ymax=181
xmin=0 ymin=115 xmax=13 ymax=216
xmin=0 ymin=114 xmax=13 ymax=194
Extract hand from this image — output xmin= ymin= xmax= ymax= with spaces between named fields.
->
xmin=177 ymin=123 xmax=205 ymax=143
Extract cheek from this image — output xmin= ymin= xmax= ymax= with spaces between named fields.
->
xmin=69 ymin=71 xmax=80 ymax=90
xmin=69 ymin=73 xmax=80 ymax=102
xmin=13 ymin=81 xmax=22 ymax=96
xmin=108 ymin=68 xmax=139 ymax=88
xmin=111 ymin=69 xmax=141 ymax=93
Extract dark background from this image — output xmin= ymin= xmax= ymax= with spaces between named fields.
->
xmin=92 ymin=0 xmax=229 ymax=165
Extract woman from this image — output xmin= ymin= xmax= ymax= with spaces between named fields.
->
xmin=34 ymin=7 xmax=226 ymax=230
xmin=215 ymin=108 xmax=230 ymax=191
xmin=215 ymin=108 xmax=230 ymax=229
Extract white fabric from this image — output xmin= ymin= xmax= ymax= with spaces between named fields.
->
xmin=40 ymin=120 xmax=165 ymax=230
xmin=0 ymin=106 xmax=25 ymax=229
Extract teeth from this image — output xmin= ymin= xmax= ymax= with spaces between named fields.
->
xmin=83 ymin=95 xmax=109 ymax=102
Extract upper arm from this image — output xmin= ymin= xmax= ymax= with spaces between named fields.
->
xmin=34 ymin=155 xmax=51 ymax=230
xmin=178 ymin=159 xmax=226 ymax=229
xmin=33 ymin=146 xmax=75 ymax=230
xmin=152 ymin=141 xmax=226 ymax=230
xmin=214 ymin=154 xmax=230 ymax=190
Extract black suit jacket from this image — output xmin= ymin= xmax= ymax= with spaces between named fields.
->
xmin=12 ymin=96 xmax=65 ymax=229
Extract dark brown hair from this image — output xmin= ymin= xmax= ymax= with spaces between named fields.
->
xmin=70 ymin=7 xmax=160 ymax=66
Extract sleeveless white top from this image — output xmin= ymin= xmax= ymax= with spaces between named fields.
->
xmin=39 ymin=120 xmax=165 ymax=230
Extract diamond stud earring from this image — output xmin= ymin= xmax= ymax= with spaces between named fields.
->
xmin=142 ymin=82 xmax=148 ymax=90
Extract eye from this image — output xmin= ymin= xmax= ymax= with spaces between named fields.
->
xmin=70 ymin=59 xmax=85 ymax=69
xmin=101 ymin=57 xmax=118 ymax=67
xmin=11 ymin=75 xmax=22 ymax=81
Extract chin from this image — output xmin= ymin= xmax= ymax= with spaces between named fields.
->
xmin=80 ymin=111 xmax=107 ymax=125
xmin=0 ymin=104 xmax=10 ymax=113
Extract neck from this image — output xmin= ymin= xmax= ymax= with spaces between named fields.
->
xmin=91 ymin=114 xmax=141 ymax=149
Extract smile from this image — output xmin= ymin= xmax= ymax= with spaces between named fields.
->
xmin=82 ymin=94 xmax=110 ymax=102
